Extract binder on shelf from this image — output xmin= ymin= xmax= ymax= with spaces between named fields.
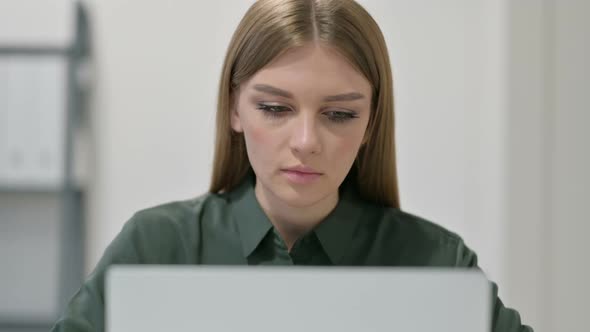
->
xmin=0 ymin=56 xmax=67 ymax=189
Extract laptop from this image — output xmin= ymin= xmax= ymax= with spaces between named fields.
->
xmin=106 ymin=266 xmax=491 ymax=332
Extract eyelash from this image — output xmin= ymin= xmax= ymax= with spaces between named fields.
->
xmin=255 ymin=103 xmax=359 ymax=123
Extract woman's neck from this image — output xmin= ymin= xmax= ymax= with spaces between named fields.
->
xmin=254 ymin=181 xmax=338 ymax=250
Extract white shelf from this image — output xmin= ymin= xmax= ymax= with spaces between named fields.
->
xmin=0 ymin=0 xmax=75 ymax=49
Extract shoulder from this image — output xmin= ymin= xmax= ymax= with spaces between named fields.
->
xmin=384 ymin=208 xmax=462 ymax=246
xmin=129 ymin=191 xmax=228 ymax=228
xmin=113 ymin=191 xmax=231 ymax=263
xmin=359 ymin=204 xmax=473 ymax=266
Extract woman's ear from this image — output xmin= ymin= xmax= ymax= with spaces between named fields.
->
xmin=230 ymin=108 xmax=243 ymax=133
xmin=230 ymin=92 xmax=243 ymax=133
xmin=360 ymin=128 xmax=370 ymax=146
xmin=360 ymin=110 xmax=372 ymax=146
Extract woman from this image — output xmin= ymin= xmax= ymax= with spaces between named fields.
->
xmin=52 ymin=0 xmax=533 ymax=331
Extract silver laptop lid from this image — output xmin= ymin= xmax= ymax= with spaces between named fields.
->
xmin=107 ymin=266 xmax=491 ymax=332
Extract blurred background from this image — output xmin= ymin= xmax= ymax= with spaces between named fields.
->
xmin=0 ymin=0 xmax=588 ymax=331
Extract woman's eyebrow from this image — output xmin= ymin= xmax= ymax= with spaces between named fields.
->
xmin=253 ymin=84 xmax=293 ymax=98
xmin=322 ymin=92 xmax=365 ymax=102
xmin=253 ymin=84 xmax=366 ymax=102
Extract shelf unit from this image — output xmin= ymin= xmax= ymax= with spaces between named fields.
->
xmin=0 ymin=2 xmax=90 ymax=331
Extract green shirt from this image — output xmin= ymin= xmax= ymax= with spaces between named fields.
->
xmin=52 ymin=172 xmax=533 ymax=331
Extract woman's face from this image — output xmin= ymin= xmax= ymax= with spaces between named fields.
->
xmin=231 ymin=42 xmax=372 ymax=208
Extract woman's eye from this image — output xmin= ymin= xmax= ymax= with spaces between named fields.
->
xmin=324 ymin=110 xmax=358 ymax=123
xmin=256 ymin=104 xmax=358 ymax=123
xmin=256 ymin=104 xmax=290 ymax=118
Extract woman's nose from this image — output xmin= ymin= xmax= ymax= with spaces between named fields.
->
xmin=290 ymin=113 xmax=322 ymax=156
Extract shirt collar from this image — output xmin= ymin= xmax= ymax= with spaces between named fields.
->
xmin=229 ymin=170 xmax=366 ymax=263
xmin=313 ymin=177 xmax=366 ymax=264
xmin=230 ymin=171 xmax=273 ymax=257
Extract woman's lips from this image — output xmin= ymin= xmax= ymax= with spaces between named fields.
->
xmin=281 ymin=170 xmax=322 ymax=184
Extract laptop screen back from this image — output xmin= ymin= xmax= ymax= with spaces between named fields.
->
xmin=106 ymin=266 xmax=490 ymax=332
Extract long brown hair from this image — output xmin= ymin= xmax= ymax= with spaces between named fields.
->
xmin=209 ymin=0 xmax=400 ymax=208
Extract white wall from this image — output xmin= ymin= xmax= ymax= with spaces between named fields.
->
xmin=502 ymin=2 xmax=590 ymax=331
xmin=548 ymin=1 xmax=590 ymax=331
xmin=80 ymin=1 xmax=590 ymax=331
xmin=503 ymin=1 xmax=548 ymax=329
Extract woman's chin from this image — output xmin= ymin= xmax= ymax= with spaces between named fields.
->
xmin=275 ymin=185 xmax=335 ymax=209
